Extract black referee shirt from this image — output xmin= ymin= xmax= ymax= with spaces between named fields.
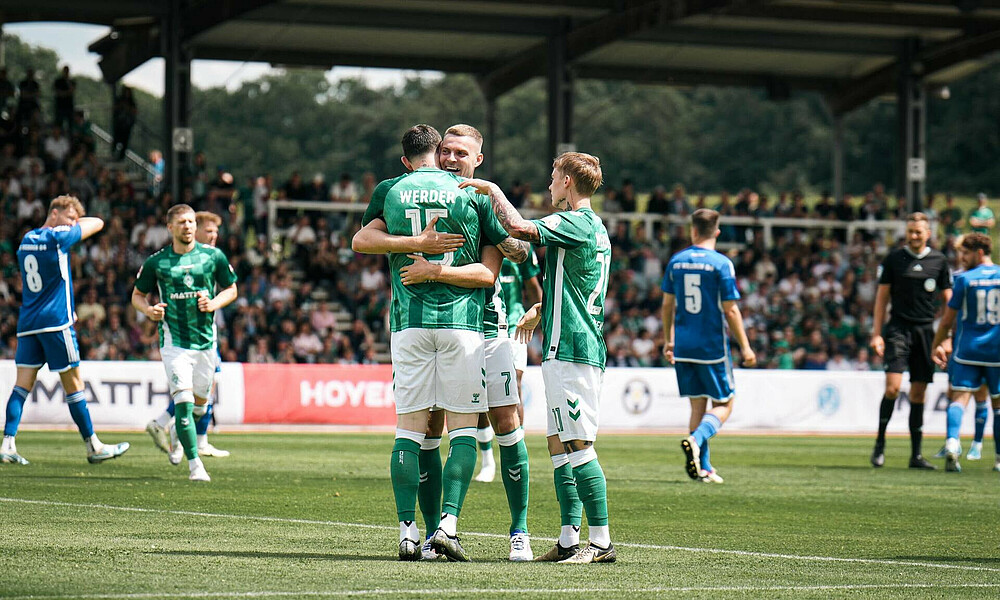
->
xmin=877 ymin=246 xmax=951 ymax=324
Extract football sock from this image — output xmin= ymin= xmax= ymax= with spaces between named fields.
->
xmin=166 ymin=399 xmax=176 ymax=416
xmin=441 ymin=428 xmax=477 ymax=519
xmin=399 ymin=520 xmax=419 ymax=543
xmin=699 ymin=437 xmax=713 ymax=473
xmin=188 ymin=456 xmax=204 ymax=473
xmin=196 ymin=404 xmax=213 ymax=436
xmin=390 ymin=430 xmax=424 ymax=523
xmin=173 ymin=399 xmax=199 ymax=461
xmin=560 ymin=525 xmax=580 ymax=548
xmin=496 ymin=428 xmax=530 ymax=534
xmin=154 ymin=408 xmax=173 ymax=428
xmin=417 ymin=436 xmax=443 ymax=534
xmin=569 ymin=448 xmax=610 ymax=532
xmin=876 ymin=395 xmax=895 ymax=444
xmin=551 ymin=454 xmax=582 ymax=531
xmin=439 ymin=512 xmax=458 ymax=537
xmin=4 ymin=386 xmax=29 ymax=437
xmin=477 ymin=426 xmax=495 ymax=471
xmin=973 ymin=401 xmax=988 ymax=444
xmin=66 ymin=391 xmax=94 ymax=440
xmin=1 ymin=435 xmax=14 ymax=454
xmin=994 ymin=409 xmax=1000 ymax=457
xmin=692 ymin=414 xmax=721 ymax=446
xmin=946 ymin=402 xmax=964 ymax=442
xmin=909 ymin=403 xmax=925 ymax=458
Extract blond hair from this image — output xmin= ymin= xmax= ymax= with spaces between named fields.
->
xmin=49 ymin=195 xmax=85 ymax=217
xmin=195 ymin=211 xmax=222 ymax=227
xmin=166 ymin=203 xmax=195 ymax=224
xmin=553 ymin=152 xmax=603 ymax=197
xmin=444 ymin=124 xmax=483 ymax=146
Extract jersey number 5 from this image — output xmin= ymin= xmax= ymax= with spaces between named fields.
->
xmin=684 ymin=273 xmax=702 ymax=314
xmin=404 ymin=208 xmax=454 ymax=266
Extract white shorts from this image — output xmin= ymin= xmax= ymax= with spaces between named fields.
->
xmin=485 ymin=337 xmax=520 ymax=408
xmin=160 ymin=345 xmax=219 ymax=399
xmin=391 ymin=328 xmax=487 ymax=415
xmin=511 ymin=339 xmax=528 ymax=372
xmin=542 ymin=359 xmax=603 ymax=442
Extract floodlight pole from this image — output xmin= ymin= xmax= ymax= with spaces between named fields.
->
xmin=547 ymin=19 xmax=574 ymax=160
xmin=896 ymin=37 xmax=926 ymax=213
xmin=163 ymin=0 xmax=192 ymax=199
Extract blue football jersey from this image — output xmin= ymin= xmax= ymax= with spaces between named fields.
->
xmin=949 ymin=263 xmax=1000 ymax=366
xmin=662 ymin=246 xmax=740 ymax=363
xmin=16 ymin=224 xmax=82 ymax=336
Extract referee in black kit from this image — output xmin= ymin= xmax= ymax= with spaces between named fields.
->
xmin=870 ymin=212 xmax=952 ymax=469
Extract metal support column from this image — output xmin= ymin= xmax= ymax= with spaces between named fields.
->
xmin=896 ymin=37 xmax=926 ymax=213
xmin=163 ymin=0 xmax=192 ymax=198
xmin=547 ymin=19 xmax=574 ymax=160
xmin=832 ymin=115 xmax=844 ymax=203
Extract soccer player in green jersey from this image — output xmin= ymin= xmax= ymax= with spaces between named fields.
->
xmin=351 ymin=124 xmax=512 ymax=562
xmin=131 ymin=204 xmax=238 ymax=482
xmin=461 ymin=152 xmax=616 ymax=564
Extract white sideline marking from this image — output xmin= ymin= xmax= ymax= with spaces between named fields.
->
xmin=2 ymin=496 xmax=998 ymax=576
xmin=5 ymin=584 xmax=1000 ymax=599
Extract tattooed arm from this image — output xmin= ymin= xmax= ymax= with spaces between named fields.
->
xmin=497 ymin=237 xmax=529 ymax=263
xmin=459 ymin=179 xmax=540 ymax=243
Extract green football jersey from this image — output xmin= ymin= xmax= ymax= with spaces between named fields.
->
xmin=362 ymin=167 xmax=509 ymax=332
xmin=533 ymin=208 xmax=611 ymax=369
xmin=500 ymin=247 xmax=541 ymax=330
xmin=483 ymin=276 xmax=508 ymax=340
xmin=134 ymin=243 xmax=237 ymax=350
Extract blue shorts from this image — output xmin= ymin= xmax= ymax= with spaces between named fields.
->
xmin=15 ymin=327 xmax=81 ymax=373
xmin=675 ymin=360 xmax=734 ymax=402
xmin=949 ymin=361 xmax=1000 ymax=397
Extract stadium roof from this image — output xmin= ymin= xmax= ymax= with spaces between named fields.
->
xmin=2 ymin=1 xmax=999 ymax=114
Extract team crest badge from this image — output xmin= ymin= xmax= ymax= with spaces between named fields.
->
xmin=183 ymin=273 xmax=194 ymax=287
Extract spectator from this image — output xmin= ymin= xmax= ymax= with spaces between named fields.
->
xmin=329 ymin=172 xmax=357 ymax=203
xmin=939 ymin=194 xmax=963 ymax=237
xmin=16 ymin=68 xmax=40 ymax=127
xmin=43 ymin=126 xmax=71 ymax=169
xmin=284 ymin=171 xmax=308 ymax=200
xmin=52 ymin=66 xmax=75 ymax=131
xmin=620 ymin=179 xmax=637 ymax=212
xmin=292 ymin=321 xmax=324 ymax=363
xmin=307 ymin=173 xmax=327 ymax=202
xmin=647 ymin=185 xmax=669 ymax=214
xmin=112 ymin=87 xmax=137 ymax=160
xmin=0 ymin=67 xmax=14 ymax=112
xmin=968 ymin=193 xmax=994 ymax=235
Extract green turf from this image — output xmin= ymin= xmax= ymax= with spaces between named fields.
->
xmin=1 ymin=431 xmax=997 ymax=599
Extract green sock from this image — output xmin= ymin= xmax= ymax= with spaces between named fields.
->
xmin=553 ymin=460 xmax=583 ymax=527
xmin=573 ymin=459 xmax=609 ymax=527
xmin=391 ymin=438 xmax=421 ymax=522
xmin=173 ymin=402 xmax=198 ymax=461
xmin=441 ymin=432 xmax=477 ymax=517
xmin=498 ymin=432 xmax=530 ymax=534
xmin=417 ymin=441 xmax=443 ymax=533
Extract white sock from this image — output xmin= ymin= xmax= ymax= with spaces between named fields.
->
xmin=439 ymin=512 xmax=458 ymax=536
xmin=399 ymin=520 xmax=418 ymax=542
xmin=481 ymin=447 xmax=495 ymax=468
xmin=189 ymin=456 xmax=204 ymax=471
xmin=197 ymin=434 xmax=208 ymax=448
xmin=154 ymin=411 xmax=172 ymax=428
xmin=589 ymin=525 xmax=611 ymax=549
xmin=559 ymin=525 xmax=580 ymax=548
xmin=86 ymin=434 xmax=103 ymax=454
xmin=2 ymin=435 xmax=15 ymax=453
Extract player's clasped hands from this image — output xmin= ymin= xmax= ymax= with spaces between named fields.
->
xmin=147 ymin=302 xmax=167 ymax=321
xmin=400 ymin=255 xmax=440 ymax=286
xmin=415 ymin=216 xmax=464 ymax=254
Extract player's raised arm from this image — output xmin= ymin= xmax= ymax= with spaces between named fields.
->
xmin=400 ymin=245 xmax=502 ymax=288
xmin=460 ymin=178 xmax=539 ymax=243
xmin=77 ymin=217 xmax=104 ymax=241
xmin=722 ymin=300 xmax=756 ymax=367
xmin=352 ymin=217 xmax=465 ymax=255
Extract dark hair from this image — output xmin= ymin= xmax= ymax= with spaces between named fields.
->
xmin=691 ymin=208 xmax=720 ymax=239
xmin=401 ymin=124 xmax=442 ymax=160
xmin=961 ymin=232 xmax=992 ymax=255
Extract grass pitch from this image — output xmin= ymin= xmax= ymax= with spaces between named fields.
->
xmin=1 ymin=431 xmax=998 ymax=599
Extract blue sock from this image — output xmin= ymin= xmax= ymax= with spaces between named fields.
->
xmin=946 ymin=402 xmax=964 ymax=441
xmin=166 ymin=399 xmax=175 ymax=417
xmin=973 ymin=402 xmax=988 ymax=444
xmin=196 ymin=404 xmax=212 ymax=435
xmin=692 ymin=414 xmax=721 ymax=447
xmin=700 ymin=438 xmax=713 ymax=472
xmin=66 ymin=391 xmax=94 ymax=440
xmin=4 ymin=386 xmax=30 ymax=437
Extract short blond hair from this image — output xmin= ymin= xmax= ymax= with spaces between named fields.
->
xmin=166 ymin=203 xmax=195 ymax=224
xmin=49 ymin=195 xmax=85 ymax=217
xmin=553 ymin=152 xmax=603 ymax=197
xmin=195 ymin=211 xmax=222 ymax=227
xmin=907 ymin=212 xmax=929 ymax=224
xmin=444 ymin=124 xmax=483 ymax=146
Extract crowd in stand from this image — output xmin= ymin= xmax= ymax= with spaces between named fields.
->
xmin=1 ymin=65 xmax=994 ymax=369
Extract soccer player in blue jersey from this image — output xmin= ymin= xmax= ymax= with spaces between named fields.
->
xmin=661 ymin=209 xmax=755 ymax=482
xmin=1 ymin=195 xmax=130 ymax=465
xmin=931 ymin=233 xmax=1000 ymax=473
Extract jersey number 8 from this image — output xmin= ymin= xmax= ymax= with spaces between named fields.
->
xmin=23 ymin=254 xmax=43 ymax=293
xmin=405 ymin=208 xmax=454 ymax=266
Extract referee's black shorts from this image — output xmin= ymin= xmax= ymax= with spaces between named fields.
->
xmin=884 ymin=319 xmax=936 ymax=383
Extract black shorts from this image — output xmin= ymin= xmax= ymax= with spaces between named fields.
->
xmin=884 ymin=320 xmax=936 ymax=383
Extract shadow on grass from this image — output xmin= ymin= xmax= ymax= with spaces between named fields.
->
xmin=0 ymin=474 xmax=166 ymax=481
xmin=895 ymin=556 xmax=1000 ymax=564
xmin=149 ymin=549 xmax=391 ymax=561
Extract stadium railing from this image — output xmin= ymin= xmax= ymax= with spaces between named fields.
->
xmin=268 ymin=200 xmax=906 ymax=249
